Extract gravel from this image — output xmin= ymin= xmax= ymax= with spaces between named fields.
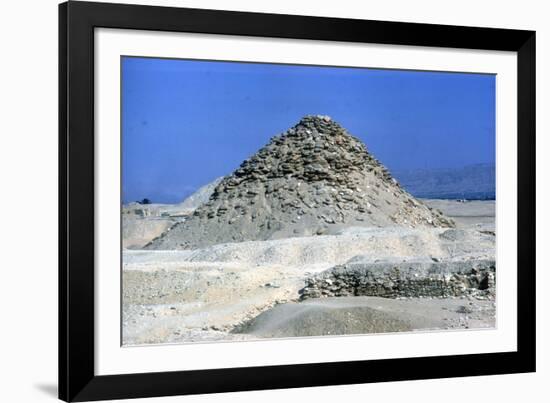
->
xmin=232 ymin=296 xmax=495 ymax=338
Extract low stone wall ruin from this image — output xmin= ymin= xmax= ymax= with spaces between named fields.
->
xmin=299 ymin=259 xmax=495 ymax=300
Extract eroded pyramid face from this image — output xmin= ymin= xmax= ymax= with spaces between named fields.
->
xmin=146 ymin=116 xmax=453 ymax=250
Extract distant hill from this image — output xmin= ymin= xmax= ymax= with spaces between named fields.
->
xmin=393 ymin=163 xmax=495 ymax=200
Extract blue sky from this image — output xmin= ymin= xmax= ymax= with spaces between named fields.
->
xmin=122 ymin=57 xmax=495 ymax=203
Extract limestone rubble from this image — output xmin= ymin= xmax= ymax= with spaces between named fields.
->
xmin=146 ymin=115 xmax=453 ymax=250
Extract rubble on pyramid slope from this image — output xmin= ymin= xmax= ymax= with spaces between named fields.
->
xmin=145 ymin=115 xmax=453 ymax=250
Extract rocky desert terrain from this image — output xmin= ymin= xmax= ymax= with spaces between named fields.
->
xmin=122 ymin=116 xmax=496 ymax=345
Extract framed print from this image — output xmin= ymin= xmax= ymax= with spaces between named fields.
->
xmin=59 ymin=1 xmax=536 ymax=401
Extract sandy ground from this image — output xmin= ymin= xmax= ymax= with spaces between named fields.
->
xmin=122 ymin=216 xmax=176 ymax=249
xmin=122 ymin=199 xmax=496 ymax=345
xmin=234 ymin=296 xmax=495 ymax=338
xmin=423 ymin=199 xmax=495 ymax=232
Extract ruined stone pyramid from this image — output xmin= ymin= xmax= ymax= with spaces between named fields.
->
xmin=146 ymin=115 xmax=453 ymax=250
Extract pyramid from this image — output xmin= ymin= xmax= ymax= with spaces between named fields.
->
xmin=145 ymin=116 xmax=453 ymax=250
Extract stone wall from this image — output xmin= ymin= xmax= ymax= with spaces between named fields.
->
xmin=299 ymin=259 xmax=495 ymax=300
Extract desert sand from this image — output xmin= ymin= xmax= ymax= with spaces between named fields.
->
xmin=122 ymin=198 xmax=495 ymax=345
xmin=122 ymin=117 xmax=495 ymax=345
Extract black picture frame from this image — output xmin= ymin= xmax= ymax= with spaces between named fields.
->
xmin=59 ymin=1 xmax=536 ymax=401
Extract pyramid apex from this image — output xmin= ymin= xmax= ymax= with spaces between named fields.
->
xmin=299 ymin=114 xmax=333 ymax=124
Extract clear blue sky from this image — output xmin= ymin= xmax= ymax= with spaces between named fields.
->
xmin=122 ymin=57 xmax=495 ymax=203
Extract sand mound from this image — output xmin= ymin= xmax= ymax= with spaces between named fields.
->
xmin=146 ymin=115 xmax=453 ymax=250
xmin=233 ymin=298 xmax=416 ymax=337
xmin=177 ymin=176 xmax=224 ymax=211
xmin=127 ymin=225 xmax=494 ymax=274
xmin=232 ymin=296 xmax=495 ymax=338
